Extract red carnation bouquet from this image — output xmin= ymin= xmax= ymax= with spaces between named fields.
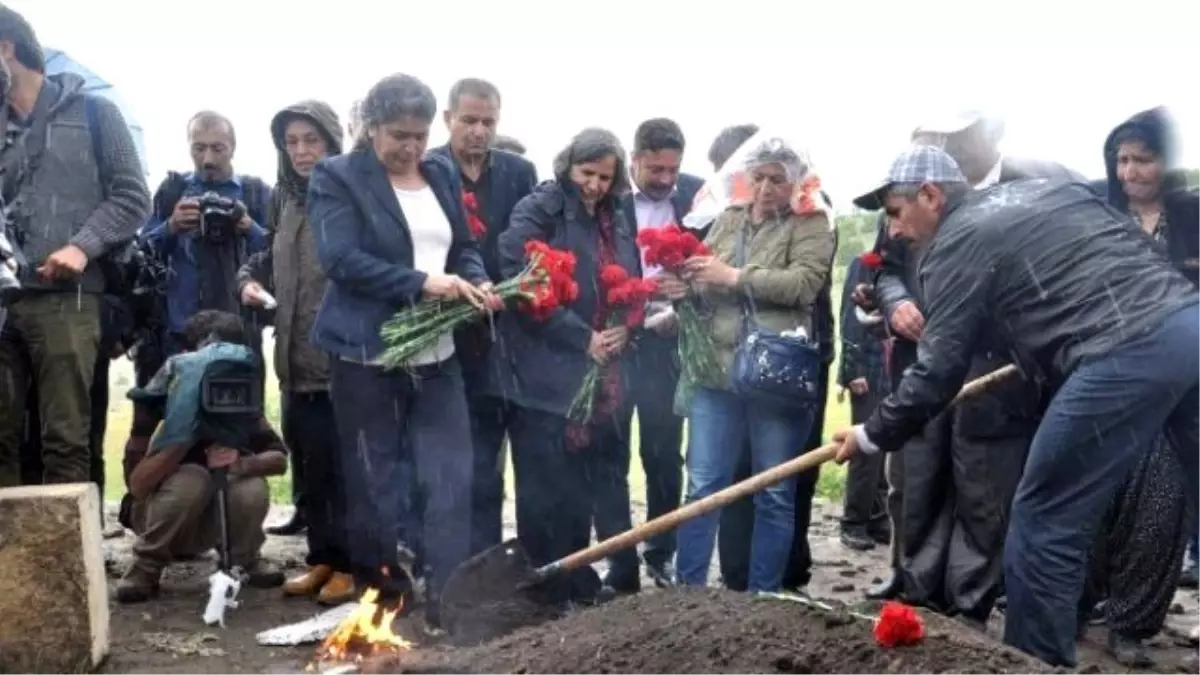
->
xmin=859 ymin=250 xmax=883 ymax=271
xmin=566 ymin=264 xmax=658 ymax=424
xmin=379 ymin=241 xmax=578 ymax=369
xmin=636 ymin=224 xmax=724 ymax=387
xmin=873 ymin=601 xmax=925 ymax=648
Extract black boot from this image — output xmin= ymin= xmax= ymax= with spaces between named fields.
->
xmin=1107 ymin=631 xmax=1152 ymax=668
xmin=839 ymin=526 xmax=876 ymax=551
xmin=266 ymin=510 xmax=307 ymax=536
xmin=865 ymin=574 xmax=902 ymax=600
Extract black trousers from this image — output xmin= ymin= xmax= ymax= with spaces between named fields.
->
xmin=629 ymin=334 xmax=684 ymax=566
xmin=719 ymin=362 xmax=828 ymax=591
xmin=508 ymin=405 xmax=600 ymax=603
xmin=330 ymin=358 xmax=473 ymax=598
xmin=282 ymin=390 xmax=349 ymax=571
xmin=586 ymin=407 xmax=640 ymax=589
xmin=466 ymin=394 xmax=515 ymax=556
xmin=896 ymin=353 xmax=1033 ymax=620
xmin=841 ymin=390 xmax=888 ymax=529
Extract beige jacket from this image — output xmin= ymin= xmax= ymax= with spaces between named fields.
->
xmin=697 ymin=205 xmax=835 ymax=387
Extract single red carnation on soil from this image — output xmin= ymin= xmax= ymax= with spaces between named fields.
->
xmin=873 ymin=601 xmax=925 ymax=648
xmin=859 ymin=250 xmax=884 ymax=271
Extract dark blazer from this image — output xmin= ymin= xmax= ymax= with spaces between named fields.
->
xmin=426 ymin=145 xmax=539 ymax=396
xmin=426 ymin=145 xmax=539 ymax=281
xmin=307 ymin=147 xmax=487 ymax=362
xmin=497 ymin=180 xmax=641 ymax=416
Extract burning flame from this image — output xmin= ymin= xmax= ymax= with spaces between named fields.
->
xmin=311 ymin=587 xmax=413 ymax=668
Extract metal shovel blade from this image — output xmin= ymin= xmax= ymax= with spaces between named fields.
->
xmin=439 ymin=538 xmax=565 ymax=645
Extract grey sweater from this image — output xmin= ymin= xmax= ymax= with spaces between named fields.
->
xmin=1 ymin=73 xmax=150 ymax=293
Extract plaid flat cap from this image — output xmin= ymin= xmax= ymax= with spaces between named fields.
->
xmin=852 ymin=146 xmax=968 ymax=211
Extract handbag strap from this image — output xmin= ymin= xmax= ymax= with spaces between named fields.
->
xmin=733 ymin=213 xmax=762 ymax=326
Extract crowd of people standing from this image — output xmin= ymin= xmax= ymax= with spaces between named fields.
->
xmin=0 ymin=2 xmax=1194 ymax=668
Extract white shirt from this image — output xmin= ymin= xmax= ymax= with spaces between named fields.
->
xmin=632 ymin=185 xmax=678 ymax=278
xmin=394 ymin=185 xmax=456 ymax=366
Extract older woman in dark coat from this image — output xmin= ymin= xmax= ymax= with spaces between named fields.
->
xmin=1080 ymin=106 xmax=1199 ymax=667
xmin=497 ymin=128 xmax=642 ymax=604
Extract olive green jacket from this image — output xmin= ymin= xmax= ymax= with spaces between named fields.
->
xmin=697 ymin=205 xmax=836 ymax=386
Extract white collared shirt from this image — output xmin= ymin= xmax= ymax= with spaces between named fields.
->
xmin=631 ymin=183 xmax=678 ymax=278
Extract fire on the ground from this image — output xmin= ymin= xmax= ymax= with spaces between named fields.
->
xmin=309 ymin=587 xmax=413 ymax=670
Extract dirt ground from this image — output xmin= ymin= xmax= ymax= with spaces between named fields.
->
xmin=99 ymin=499 xmax=1200 ymax=674
xmin=367 ymin=588 xmax=1052 ymax=674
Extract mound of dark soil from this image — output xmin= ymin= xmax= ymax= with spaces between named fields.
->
xmin=367 ymin=588 xmax=1053 ymax=674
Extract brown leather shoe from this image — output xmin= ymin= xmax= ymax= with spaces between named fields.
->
xmin=282 ymin=564 xmax=332 ymax=597
xmin=317 ymin=572 xmax=357 ymax=606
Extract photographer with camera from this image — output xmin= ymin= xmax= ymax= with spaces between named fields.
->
xmin=116 ymin=310 xmax=286 ymax=604
xmin=140 ymin=111 xmax=270 ymax=367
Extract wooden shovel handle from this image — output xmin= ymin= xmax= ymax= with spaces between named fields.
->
xmin=545 ymin=363 xmax=1021 ymax=576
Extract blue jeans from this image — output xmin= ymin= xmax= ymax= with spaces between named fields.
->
xmin=675 ymin=387 xmax=814 ymax=592
xmin=1004 ymin=303 xmax=1199 ymax=667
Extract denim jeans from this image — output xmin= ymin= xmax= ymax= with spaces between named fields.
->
xmin=1004 ymin=303 xmax=1199 ymax=667
xmin=675 ymin=387 xmax=814 ymax=592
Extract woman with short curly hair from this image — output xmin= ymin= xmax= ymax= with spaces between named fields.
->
xmin=307 ymin=72 xmax=496 ymax=631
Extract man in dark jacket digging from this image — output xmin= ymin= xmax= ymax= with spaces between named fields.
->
xmin=835 ymin=145 xmax=1199 ymax=668
xmin=864 ymin=112 xmax=1081 ymax=627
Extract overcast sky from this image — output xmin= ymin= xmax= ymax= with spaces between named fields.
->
xmin=12 ymin=0 xmax=1197 ymax=210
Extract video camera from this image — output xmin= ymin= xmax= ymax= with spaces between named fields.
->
xmin=198 ymin=358 xmax=264 ymax=450
xmin=196 ymin=191 xmax=246 ymax=246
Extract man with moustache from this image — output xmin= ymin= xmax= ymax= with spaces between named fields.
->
xmin=142 ymin=112 xmax=271 ymax=361
xmin=610 ymin=117 xmax=703 ymax=591
xmin=427 ymin=78 xmax=538 ymax=558
xmin=866 ymin=112 xmax=1081 ymax=627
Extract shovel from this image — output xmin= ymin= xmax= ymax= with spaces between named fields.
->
xmin=440 ymin=364 xmax=1020 ymax=643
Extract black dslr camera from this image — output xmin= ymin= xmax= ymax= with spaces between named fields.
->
xmin=196 ymin=191 xmax=245 ymax=245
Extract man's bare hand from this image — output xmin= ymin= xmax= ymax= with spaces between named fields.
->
xmin=36 ymin=244 xmax=88 ymax=282
xmin=848 ymin=377 xmax=869 ymax=396
xmin=240 ymin=281 xmax=266 ymax=307
xmin=832 ymin=427 xmax=860 ymax=464
xmin=169 ymin=198 xmax=200 ymax=233
xmin=889 ymin=300 xmax=925 ymax=341
xmin=206 ymin=445 xmax=239 ymax=470
xmin=852 ymin=283 xmax=879 ymax=312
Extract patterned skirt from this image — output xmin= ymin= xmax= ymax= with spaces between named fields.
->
xmin=1083 ymin=437 xmax=1188 ymax=639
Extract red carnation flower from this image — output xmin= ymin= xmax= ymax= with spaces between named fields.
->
xmin=859 ymin=251 xmax=884 ymax=271
xmin=874 ymin=601 xmax=925 ymax=648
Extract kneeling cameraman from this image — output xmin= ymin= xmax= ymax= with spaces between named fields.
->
xmin=116 ymin=310 xmax=285 ymax=604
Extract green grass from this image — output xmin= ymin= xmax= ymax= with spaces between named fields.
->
xmin=103 ymin=357 xmax=854 ymax=504
xmin=102 ymin=271 xmax=852 ymax=506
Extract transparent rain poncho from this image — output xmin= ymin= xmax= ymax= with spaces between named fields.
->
xmin=683 ymin=129 xmax=834 ymax=232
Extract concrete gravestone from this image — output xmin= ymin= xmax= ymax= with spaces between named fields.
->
xmin=0 ymin=483 xmax=109 ymax=672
